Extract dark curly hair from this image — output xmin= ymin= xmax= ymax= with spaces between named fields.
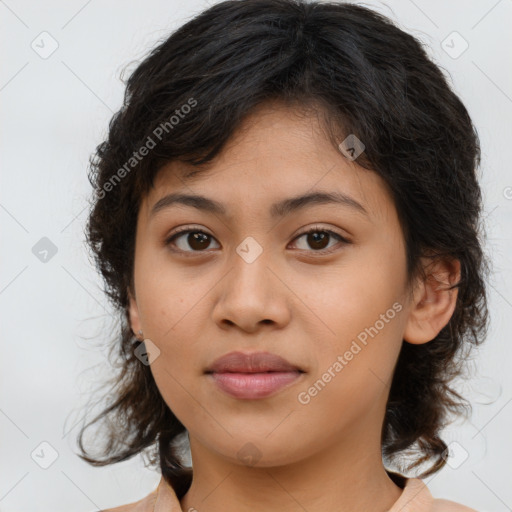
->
xmin=76 ymin=0 xmax=490 ymax=499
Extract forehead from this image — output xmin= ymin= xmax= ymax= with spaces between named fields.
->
xmin=140 ymin=103 xmax=396 ymax=223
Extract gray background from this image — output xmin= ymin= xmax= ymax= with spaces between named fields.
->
xmin=1 ymin=0 xmax=511 ymax=510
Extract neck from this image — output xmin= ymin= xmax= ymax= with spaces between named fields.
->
xmin=179 ymin=429 xmax=403 ymax=512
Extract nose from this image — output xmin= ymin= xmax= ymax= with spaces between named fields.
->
xmin=211 ymin=243 xmax=291 ymax=334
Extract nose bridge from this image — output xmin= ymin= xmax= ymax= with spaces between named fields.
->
xmin=212 ymin=234 xmax=289 ymax=330
xmin=229 ymin=234 xmax=273 ymax=297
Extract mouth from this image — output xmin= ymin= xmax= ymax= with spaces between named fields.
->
xmin=204 ymin=351 xmax=305 ymax=399
xmin=206 ymin=370 xmax=304 ymax=399
xmin=205 ymin=350 xmax=304 ymax=374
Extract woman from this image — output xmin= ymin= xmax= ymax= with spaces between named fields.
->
xmin=78 ymin=1 xmax=489 ymax=510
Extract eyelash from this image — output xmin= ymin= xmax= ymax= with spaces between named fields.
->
xmin=164 ymin=225 xmax=351 ymax=256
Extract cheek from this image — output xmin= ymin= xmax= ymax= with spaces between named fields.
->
xmin=296 ymin=254 xmax=406 ymax=401
xmin=307 ymin=261 xmax=404 ymax=344
xmin=135 ymin=257 xmax=210 ymax=344
xmin=333 ymin=239 xmax=406 ymax=335
xmin=132 ymin=253 xmax=219 ymax=418
xmin=294 ymin=323 xmax=403 ymax=438
xmin=147 ymin=331 xmax=206 ymax=430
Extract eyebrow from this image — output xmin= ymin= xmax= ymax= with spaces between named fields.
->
xmin=149 ymin=190 xmax=369 ymax=220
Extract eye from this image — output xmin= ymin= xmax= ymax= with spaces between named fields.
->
xmin=165 ymin=227 xmax=220 ymax=253
xmin=164 ymin=225 xmax=350 ymax=256
xmin=290 ymin=226 xmax=350 ymax=253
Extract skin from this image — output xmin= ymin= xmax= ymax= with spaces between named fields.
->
xmin=128 ymin=100 xmax=460 ymax=512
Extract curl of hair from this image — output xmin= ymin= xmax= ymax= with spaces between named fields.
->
xmin=77 ymin=0 xmax=490 ymax=497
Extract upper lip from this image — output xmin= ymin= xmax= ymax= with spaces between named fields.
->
xmin=205 ymin=351 xmax=304 ymax=374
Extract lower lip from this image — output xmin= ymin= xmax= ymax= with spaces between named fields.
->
xmin=208 ymin=371 xmax=303 ymax=399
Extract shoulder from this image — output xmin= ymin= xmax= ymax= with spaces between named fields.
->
xmin=390 ymin=477 xmax=478 ymax=512
xmin=100 ymin=487 xmax=158 ymax=512
xmin=431 ymin=498 xmax=479 ymax=512
xmin=101 ymin=505 xmax=136 ymax=512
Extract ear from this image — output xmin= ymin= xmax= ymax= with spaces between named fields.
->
xmin=128 ymin=288 xmax=142 ymax=338
xmin=403 ymin=257 xmax=461 ymax=345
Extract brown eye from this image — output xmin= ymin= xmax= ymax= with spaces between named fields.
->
xmin=291 ymin=228 xmax=349 ymax=253
xmin=165 ymin=226 xmax=350 ymax=256
xmin=165 ymin=229 xmax=220 ymax=253
xmin=306 ymin=231 xmax=330 ymax=250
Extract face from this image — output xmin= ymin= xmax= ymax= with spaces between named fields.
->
xmin=128 ymin=101 xmax=415 ymax=468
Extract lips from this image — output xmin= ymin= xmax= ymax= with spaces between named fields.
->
xmin=205 ymin=351 xmax=303 ymax=374
xmin=205 ymin=351 xmax=305 ymax=399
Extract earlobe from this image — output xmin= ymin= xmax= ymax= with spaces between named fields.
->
xmin=127 ymin=288 xmax=142 ymax=338
xmin=403 ymin=258 xmax=461 ymax=345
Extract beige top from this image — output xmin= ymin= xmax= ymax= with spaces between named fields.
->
xmin=100 ymin=474 xmax=478 ymax=512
